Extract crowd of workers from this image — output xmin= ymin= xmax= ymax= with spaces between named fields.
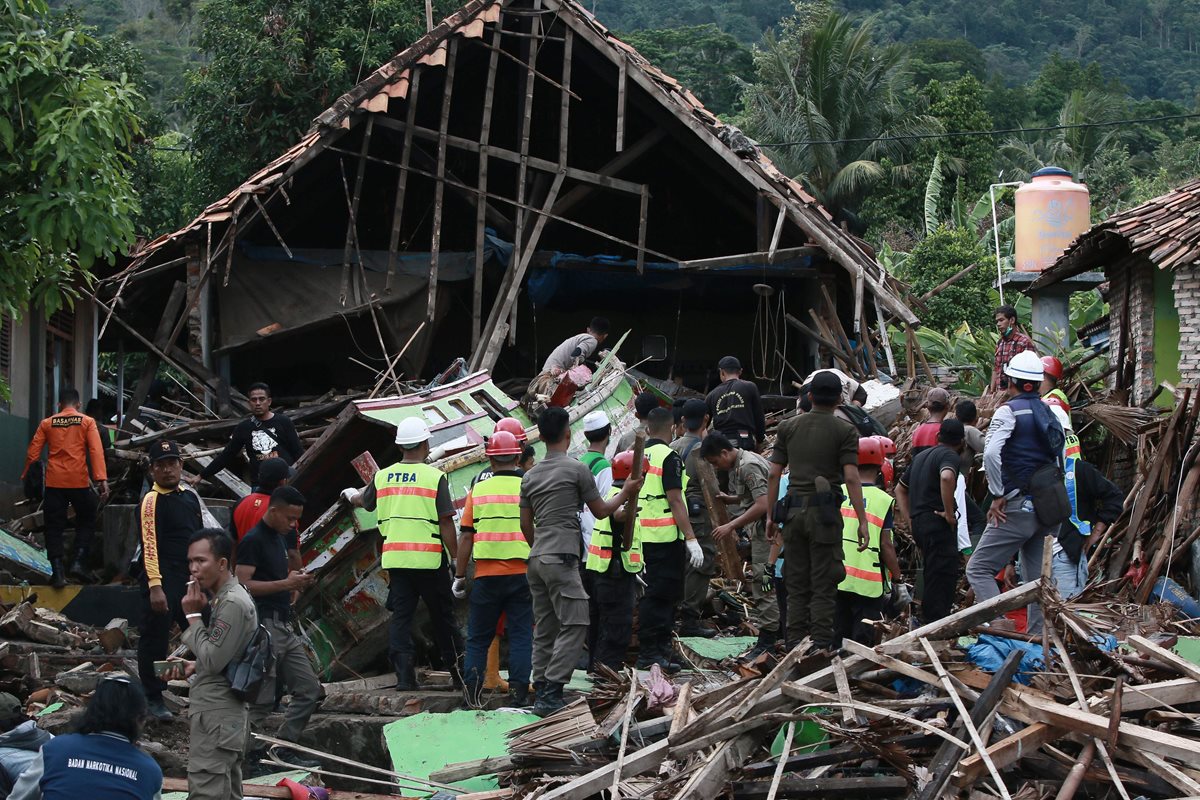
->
xmin=11 ymin=304 xmax=1126 ymax=797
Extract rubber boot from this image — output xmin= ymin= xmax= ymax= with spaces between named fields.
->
xmin=483 ymin=637 xmax=509 ymax=691
xmin=50 ymin=560 xmax=67 ymax=589
xmin=68 ymin=554 xmax=89 ymax=583
xmin=506 ymin=683 xmax=531 ymax=708
xmin=532 ymin=682 xmax=565 ymax=717
xmin=743 ymin=628 xmax=778 ymax=661
xmin=393 ymin=654 xmax=417 ymax=691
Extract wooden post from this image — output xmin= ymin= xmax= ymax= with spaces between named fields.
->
xmin=622 ymin=430 xmax=646 ymax=550
xmin=121 ymin=281 xmax=187 ymax=434
xmin=473 ymin=26 xmax=501 ymax=349
xmin=636 ymin=184 xmax=649 ymax=275
xmin=428 ymin=39 xmax=458 ymax=318
xmin=558 ymin=29 xmax=573 ymax=169
xmin=340 ymin=114 xmax=375 ymax=306
xmin=386 ymin=68 xmax=422 ymax=292
xmin=616 ymin=58 xmax=626 ymax=152
xmin=694 ymin=457 xmax=743 ymax=580
xmin=513 ymin=7 xmax=541 ymax=253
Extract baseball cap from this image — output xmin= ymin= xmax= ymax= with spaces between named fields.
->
xmin=149 ymin=440 xmax=182 ymax=462
xmin=257 ymin=457 xmax=294 ymax=487
xmin=633 ymin=392 xmax=659 ymax=418
xmin=0 ymin=693 xmax=22 ymax=719
xmin=582 ymin=410 xmax=610 ymax=433
xmin=810 ymin=370 xmax=842 ymax=396
xmin=938 ymin=418 xmax=966 ymax=445
xmin=682 ymin=398 xmax=707 ymax=423
xmin=718 ymin=356 xmax=742 ymax=372
xmin=927 ymin=387 xmax=951 ymax=407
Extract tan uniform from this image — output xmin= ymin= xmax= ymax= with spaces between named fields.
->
xmin=182 ymin=576 xmax=258 ymax=800
xmin=728 ymin=449 xmax=779 ymax=634
xmin=672 ymin=433 xmax=714 ymax=625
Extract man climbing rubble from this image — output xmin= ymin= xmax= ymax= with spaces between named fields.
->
xmin=542 ymin=317 xmax=610 ymax=375
xmin=342 ymin=417 xmax=462 ymax=690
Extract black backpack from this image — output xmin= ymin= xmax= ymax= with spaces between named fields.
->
xmin=839 ymin=404 xmax=887 ymax=437
xmin=225 ymin=623 xmax=275 ymax=701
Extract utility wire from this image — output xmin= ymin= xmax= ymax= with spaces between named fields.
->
xmin=759 ymin=111 xmax=1200 ymax=148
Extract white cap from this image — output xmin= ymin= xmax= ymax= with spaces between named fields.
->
xmin=394 ymin=417 xmax=432 ymax=446
xmin=1004 ymin=350 xmax=1044 ymax=382
xmin=582 ymin=410 xmax=610 ymax=433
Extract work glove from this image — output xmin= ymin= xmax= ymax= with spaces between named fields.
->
xmin=340 ymin=487 xmax=359 ymax=504
xmin=685 ymin=538 xmax=704 ymax=569
xmin=451 ymin=576 xmax=468 ymax=599
xmin=891 ymin=583 xmax=913 ymax=608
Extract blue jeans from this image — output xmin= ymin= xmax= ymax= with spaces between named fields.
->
xmin=1052 ymin=550 xmax=1088 ymax=599
xmin=464 ymin=573 xmax=533 ymax=689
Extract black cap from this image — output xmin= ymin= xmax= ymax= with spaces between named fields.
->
xmin=810 ymin=370 xmax=842 ymax=395
xmin=634 ymin=392 xmax=659 ymax=418
xmin=938 ymin=418 xmax=966 ymax=445
xmin=149 ymin=440 xmax=181 ymax=462
xmin=257 ymin=457 xmax=294 ymax=488
xmin=718 ymin=356 xmax=742 ymax=372
xmin=682 ymin=398 xmax=708 ymax=422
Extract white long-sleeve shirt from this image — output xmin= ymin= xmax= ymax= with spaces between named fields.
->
xmin=983 ymin=404 xmax=1017 ymax=497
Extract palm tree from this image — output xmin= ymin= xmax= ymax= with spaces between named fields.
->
xmin=740 ymin=11 xmax=938 ymax=220
xmin=1000 ymin=89 xmax=1131 ymax=179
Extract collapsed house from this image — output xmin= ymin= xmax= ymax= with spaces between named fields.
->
xmin=98 ymin=0 xmax=916 ymax=408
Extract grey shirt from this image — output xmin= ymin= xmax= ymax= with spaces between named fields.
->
xmin=542 ymin=333 xmax=599 ymax=373
xmin=521 ymin=450 xmax=601 ymax=557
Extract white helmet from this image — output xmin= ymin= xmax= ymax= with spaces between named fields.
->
xmin=394 ymin=417 xmax=431 ymax=447
xmin=1004 ymin=350 xmax=1044 ymax=382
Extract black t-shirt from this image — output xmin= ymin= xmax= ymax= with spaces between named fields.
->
xmin=706 ymin=378 xmax=765 ymax=442
xmin=200 ymin=413 xmax=304 ymax=483
xmin=902 ymin=445 xmax=962 ymax=515
xmin=237 ymin=519 xmax=291 ymax=618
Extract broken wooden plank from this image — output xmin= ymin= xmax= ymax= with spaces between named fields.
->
xmin=1126 ymin=635 xmax=1200 ymax=683
xmin=731 ymin=777 xmax=909 ymax=798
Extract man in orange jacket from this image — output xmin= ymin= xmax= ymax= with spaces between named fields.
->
xmin=22 ymin=388 xmax=109 ymax=587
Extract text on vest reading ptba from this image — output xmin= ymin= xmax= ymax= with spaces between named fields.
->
xmin=387 ymin=471 xmax=420 ymax=482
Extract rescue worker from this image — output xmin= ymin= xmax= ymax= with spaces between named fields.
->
xmin=1051 ymin=458 xmax=1123 ymax=599
xmin=911 ymin=387 xmax=951 ymax=455
xmin=229 ymin=457 xmax=294 ymax=541
xmin=453 ymin=431 xmax=533 ymax=706
xmin=705 ymin=356 xmax=765 ymax=450
xmin=673 ymin=399 xmax=718 ymax=638
xmin=236 ymin=487 xmax=321 ymax=768
xmin=616 ymin=392 xmax=660 ymax=453
xmin=967 ymin=350 xmax=1065 ymax=632
xmin=896 ymin=420 xmax=965 ymax=623
xmin=342 ymin=417 xmax=461 ymax=689
xmin=9 ymin=675 xmax=162 ymax=800
xmin=635 ymin=408 xmax=705 ymax=672
xmin=190 ymin=382 xmax=304 ymax=487
xmin=766 ymin=371 xmax=868 ymax=651
xmin=172 ymin=529 xmax=258 ymax=800
xmin=21 ymin=388 xmax=108 ymax=586
xmin=834 ymin=438 xmax=902 ymax=646
xmin=875 ymin=436 xmax=896 ymax=491
xmin=520 ymin=407 xmax=642 ymax=716
xmin=135 ymin=440 xmax=202 ymax=722
xmin=579 ymin=410 xmax=614 ymax=669
xmin=700 ymin=433 xmax=779 ymax=658
xmin=583 ymin=450 xmax=645 ymax=672
xmin=542 ymin=317 xmax=610 ymax=375
xmin=473 ymin=418 xmax=529 ymax=486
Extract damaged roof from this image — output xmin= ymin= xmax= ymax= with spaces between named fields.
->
xmin=115 ymin=0 xmax=916 ymax=324
xmin=1031 ymin=177 xmax=1200 ymax=289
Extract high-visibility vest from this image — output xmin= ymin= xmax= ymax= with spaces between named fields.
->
xmin=837 ymin=485 xmax=893 ymax=598
xmin=1062 ymin=430 xmax=1090 ymax=536
xmin=469 ymin=474 xmax=529 ymax=561
xmin=586 ymin=487 xmax=643 ymax=573
xmin=375 ymin=461 xmax=445 ymax=569
xmin=636 ymin=443 xmax=686 ymax=543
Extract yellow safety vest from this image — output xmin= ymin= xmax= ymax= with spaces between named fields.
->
xmin=375 ymin=461 xmax=445 ymax=569
xmin=586 ymin=487 xmax=643 ymax=574
xmin=837 ymin=484 xmax=893 ymax=598
xmin=636 ymin=443 xmax=686 ymax=543
xmin=469 ymin=474 xmax=529 ymax=561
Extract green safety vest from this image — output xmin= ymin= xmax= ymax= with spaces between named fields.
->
xmin=636 ymin=443 xmax=687 ymax=543
xmin=375 ymin=461 xmax=445 ymax=569
xmin=837 ymin=484 xmax=893 ymax=598
xmin=585 ymin=487 xmax=643 ymax=573
xmin=469 ymin=474 xmax=529 ymax=561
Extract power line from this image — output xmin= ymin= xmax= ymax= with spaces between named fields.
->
xmin=759 ymin=111 xmax=1200 ymax=148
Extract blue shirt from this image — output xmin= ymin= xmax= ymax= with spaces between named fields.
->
xmin=10 ymin=732 xmax=162 ymax=800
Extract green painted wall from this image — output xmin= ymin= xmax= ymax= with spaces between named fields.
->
xmin=1154 ymin=267 xmax=1181 ymax=407
xmin=0 ymin=412 xmax=30 ymax=482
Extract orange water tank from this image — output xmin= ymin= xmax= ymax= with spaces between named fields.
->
xmin=1013 ymin=166 xmax=1091 ymax=272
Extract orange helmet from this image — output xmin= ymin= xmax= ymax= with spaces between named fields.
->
xmin=881 ymin=459 xmax=894 ymax=490
xmin=485 ymin=430 xmax=523 ymax=457
xmin=858 ymin=437 xmax=884 ymax=467
xmin=612 ymin=450 xmax=650 ymax=482
xmin=1041 ymin=356 xmax=1064 ymax=381
xmin=493 ymin=417 xmax=528 ymax=442
xmin=874 ymin=436 xmax=896 ymax=458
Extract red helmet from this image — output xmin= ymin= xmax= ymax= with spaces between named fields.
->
xmin=858 ymin=437 xmax=884 ymax=467
xmin=874 ymin=436 xmax=896 ymax=458
xmin=485 ymin=430 xmax=523 ymax=457
xmin=612 ymin=450 xmax=650 ymax=482
xmin=880 ymin=459 xmax=894 ymax=490
xmin=493 ymin=417 xmax=528 ymax=442
xmin=1041 ymin=356 xmax=1064 ymax=382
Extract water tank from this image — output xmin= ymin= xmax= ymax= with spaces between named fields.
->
xmin=1013 ymin=166 xmax=1091 ymax=272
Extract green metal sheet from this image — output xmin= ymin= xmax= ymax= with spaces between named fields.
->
xmin=0 ymin=527 xmax=51 ymax=577
xmin=679 ymin=636 xmax=756 ymax=660
xmin=1173 ymin=636 xmax=1200 ymax=666
xmin=384 ymin=709 xmax=537 ymax=795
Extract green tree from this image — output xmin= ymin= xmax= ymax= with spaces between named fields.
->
xmin=894 ymin=226 xmax=992 ymax=333
xmin=740 ymin=10 xmax=937 ymax=222
xmin=621 ymin=25 xmax=753 ymax=117
xmin=185 ymin=0 xmax=458 ymax=196
xmin=1 ymin=0 xmax=143 ymax=316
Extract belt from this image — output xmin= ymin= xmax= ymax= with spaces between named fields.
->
xmin=259 ymin=609 xmax=292 ymax=624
